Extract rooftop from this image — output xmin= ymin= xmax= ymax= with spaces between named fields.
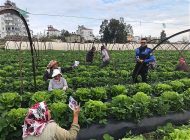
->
xmin=0 ymin=0 xmax=29 ymax=17
xmin=47 ymin=25 xmax=60 ymax=32
xmin=78 ymin=25 xmax=92 ymax=30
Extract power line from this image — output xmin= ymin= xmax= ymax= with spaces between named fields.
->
xmin=29 ymin=13 xmax=105 ymax=20
xmin=28 ymin=12 xmax=190 ymax=27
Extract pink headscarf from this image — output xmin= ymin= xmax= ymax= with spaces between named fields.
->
xmin=22 ymin=101 xmax=53 ymax=138
xmin=179 ymin=57 xmax=186 ymax=64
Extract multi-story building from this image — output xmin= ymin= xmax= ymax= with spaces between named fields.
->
xmin=0 ymin=0 xmax=29 ymax=39
xmin=47 ymin=25 xmax=61 ymax=37
xmin=132 ymin=36 xmax=141 ymax=42
xmin=65 ymin=33 xmax=84 ymax=43
xmin=76 ymin=25 xmax=94 ymax=41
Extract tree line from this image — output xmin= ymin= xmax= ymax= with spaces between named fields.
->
xmin=42 ymin=17 xmax=172 ymax=43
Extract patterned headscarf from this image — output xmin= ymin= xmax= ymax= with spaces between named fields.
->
xmin=22 ymin=101 xmax=53 ymax=138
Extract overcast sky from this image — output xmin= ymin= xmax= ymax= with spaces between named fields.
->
xmin=0 ymin=0 xmax=190 ymax=40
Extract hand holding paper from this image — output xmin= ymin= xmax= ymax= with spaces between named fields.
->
xmin=73 ymin=61 xmax=79 ymax=67
xmin=69 ymin=96 xmax=78 ymax=111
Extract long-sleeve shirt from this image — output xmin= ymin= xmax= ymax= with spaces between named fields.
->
xmin=48 ymin=77 xmax=68 ymax=91
xmin=86 ymin=50 xmax=95 ymax=63
xmin=135 ymin=46 xmax=155 ymax=63
xmin=175 ymin=63 xmax=190 ymax=72
xmin=43 ymin=67 xmax=73 ymax=81
xmin=23 ymin=122 xmax=80 ymax=140
xmin=101 ymin=49 xmax=110 ymax=62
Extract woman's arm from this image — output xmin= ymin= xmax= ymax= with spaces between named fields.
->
xmin=62 ymin=78 xmax=68 ymax=91
xmin=43 ymin=70 xmax=49 ymax=81
xmin=101 ymin=50 xmax=106 ymax=58
xmin=61 ymin=66 xmax=73 ymax=73
xmin=55 ymin=106 xmax=80 ymax=140
xmin=48 ymin=80 xmax=53 ymax=91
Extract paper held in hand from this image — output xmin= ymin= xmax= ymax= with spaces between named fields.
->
xmin=74 ymin=61 xmax=80 ymax=67
xmin=69 ymin=96 xmax=78 ymax=110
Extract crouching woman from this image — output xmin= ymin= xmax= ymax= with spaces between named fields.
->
xmin=48 ymin=69 xmax=68 ymax=91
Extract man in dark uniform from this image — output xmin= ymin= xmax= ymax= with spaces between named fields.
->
xmin=86 ymin=46 xmax=96 ymax=63
xmin=132 ymin=38 xmax=155 ymax=83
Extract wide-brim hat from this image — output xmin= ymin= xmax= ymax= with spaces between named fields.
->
xmin=52 ymin=69 xmax=62 ymax=78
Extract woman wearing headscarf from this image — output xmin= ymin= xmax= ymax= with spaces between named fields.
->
xmin=175 ymin=57 xmax=190 ymax=72
xmin=100 ymin=45 xmax=110 ymax=67
xmin=43 ymin=60 xmax=78 ymax=81
xmin=22 ymin=101 xmax=80 ymax=140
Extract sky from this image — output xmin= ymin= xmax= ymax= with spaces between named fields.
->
xmin=0 ymin=0 xmax=190 ymax=40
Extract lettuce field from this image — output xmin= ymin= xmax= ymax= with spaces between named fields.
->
xmin=1 ymin=49 xmax=190 ymax=140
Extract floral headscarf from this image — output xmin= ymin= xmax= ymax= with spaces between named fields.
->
xmin=22 ymin=101 xmax=53 ymax=138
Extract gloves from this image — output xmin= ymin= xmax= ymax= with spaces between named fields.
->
xmin=63 ymin=86 xmax=67 ymax=91
xmin=137 ymin=58 xmax=144 ymax=63
xmin=73 ymin=61 xmax=80 ymax=67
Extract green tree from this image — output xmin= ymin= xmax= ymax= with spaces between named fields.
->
xmin=99 ymin=17 xmax=133 ymax=44
xmin=160 ymin=30 xmax=166 ymax=41
xmin=60 ymin=29 xmax=70 ymax=41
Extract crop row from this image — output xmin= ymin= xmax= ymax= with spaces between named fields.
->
xmin=1 ymin=78 xmax=190 ymax=139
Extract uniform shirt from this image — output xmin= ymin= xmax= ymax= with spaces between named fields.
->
xmin=135 ymin=46 xmax=155 ymax=63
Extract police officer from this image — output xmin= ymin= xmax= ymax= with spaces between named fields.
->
xmin=132 ymin=38 xmax=155 ymax=83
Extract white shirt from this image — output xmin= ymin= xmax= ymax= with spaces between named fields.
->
xmin=48 ymin=77 xmax=68 ymax=91
xmin=101 ymin=49 xmax=110 ymax=62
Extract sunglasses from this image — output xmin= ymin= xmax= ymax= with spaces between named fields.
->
xmin=141 ymin=42 xmax=146 ymax=44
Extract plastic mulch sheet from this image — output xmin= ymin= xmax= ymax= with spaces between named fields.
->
xmin=77 ymin=111 xmax=190 ymax=140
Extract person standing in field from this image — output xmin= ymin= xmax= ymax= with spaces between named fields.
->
xmin=86 ymin=46 xmax=96 ymax=64
xmin=132 ymin=38 xmax=156 ymax=83
xmin=100 ymin=45 xmax=110 ymax=67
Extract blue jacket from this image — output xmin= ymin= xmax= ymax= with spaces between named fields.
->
xmin=135 ymin=46 xmax=155 ymax=63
